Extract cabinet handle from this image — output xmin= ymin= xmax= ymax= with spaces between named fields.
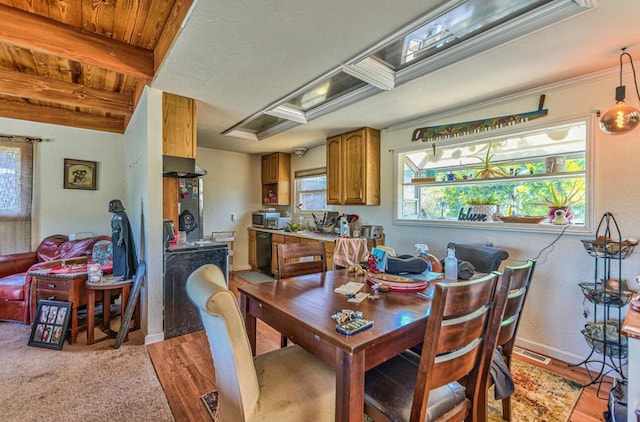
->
xmin=48 ymin=284 xmax=56 ymax=288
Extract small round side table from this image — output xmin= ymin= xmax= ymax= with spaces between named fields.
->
xmin=86 ymin=275 xmax=136 ymax=345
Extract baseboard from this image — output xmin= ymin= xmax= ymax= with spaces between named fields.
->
xmin=233 ymin=264 xmax=252 ymax=272
xmin=516 ymin=337 xmax=587 ymax=366
xmin=145 ymin=331 xmax=166 ymax=345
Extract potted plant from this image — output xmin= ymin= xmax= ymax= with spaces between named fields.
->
xmin=461 ymin=193 xmax=500 ymax=222
xmin=463 ymin=143 xmax=510 ymax=179
xmin=532 ymin=181 xmax=585 ymax=222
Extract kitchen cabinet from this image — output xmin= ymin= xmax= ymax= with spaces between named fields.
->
xmin=271 ymin=233 xmax=286 ymax=277
xmin=248 ymin=230 xmax=257 ymax=270
xmin=326 ymin=127 xmax=380 ymax=205
xmin=162 ymin=93 xmax=196 ymax=159
xmin=162 ymin=92 xmax=197 ymax=226
xmin=261 ymin=152 xmax=291 ymax=206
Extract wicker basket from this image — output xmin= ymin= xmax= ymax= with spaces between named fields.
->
xmin=581 ymin=239 xmax=635 ymax=259
xmin=578 ymin=282 xmax=633 ymax=306
xmin=582 ymin=320 xmax=628 ymax=358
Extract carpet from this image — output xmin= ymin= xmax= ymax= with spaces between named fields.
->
xmin=237 ymin=271 xmax=275 ymax=284
xmin=488 ymin=359 xmax=583 ymax=422
xmin=201 ymin=359 xmax=583 ymax=422
xmin=0 ymin=321 xmax=174 ymax=422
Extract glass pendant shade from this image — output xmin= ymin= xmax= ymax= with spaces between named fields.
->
xmin=599 ymin=101 xmax=640 ymax=135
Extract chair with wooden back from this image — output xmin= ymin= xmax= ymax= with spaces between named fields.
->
xmin=364 ymin=271 xmax=510 ymax=422
xmin=276 ymin=242 xmax=327 ymax=279
xmin=276 ymin=241 xmax=326 ymax=347
xmin=185 ymin=264 xmax=336 ymax=422
xmin=480 ymin=258 xmax=537 ymax=421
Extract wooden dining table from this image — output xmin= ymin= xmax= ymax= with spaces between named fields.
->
xmin=238 ymin=269 xmax=433 ymax=422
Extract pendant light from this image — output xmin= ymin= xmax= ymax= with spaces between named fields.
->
xmin=599 ymin=48 xmax=640 ymax=135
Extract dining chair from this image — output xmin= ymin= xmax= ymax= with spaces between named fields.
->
xmin=276 ymin=241 xmax=327 ymax=279
xmin=186 ymin=264 xmax=336 ymax=422
xmin=479 ymin=259 xmax=537 ymax=422
xmin=364 ymin=271 xmax=510 ymax=422
xmin=276 ymin=241 xmax=327 ymax=347
xmin=447 ymin=242 xmax=509 ymax=273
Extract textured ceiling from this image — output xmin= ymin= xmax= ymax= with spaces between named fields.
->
xmin=152 ymin=0 xmax=640 ymax=155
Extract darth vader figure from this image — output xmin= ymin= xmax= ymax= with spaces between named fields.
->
xmin=109 ymin=199 xmax=138 ymax=280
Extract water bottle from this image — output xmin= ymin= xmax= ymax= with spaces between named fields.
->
xmin=444 ymin=246 xmax=458 ymax=281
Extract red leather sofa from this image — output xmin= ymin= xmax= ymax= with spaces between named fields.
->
xmin=0 ymin=234 xmax=109 ymax=324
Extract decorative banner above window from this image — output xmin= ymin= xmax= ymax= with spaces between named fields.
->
xmin=412 ymin=95 xmax=548 ymax=154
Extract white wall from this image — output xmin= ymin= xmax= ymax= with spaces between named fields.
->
xmin=288 ymin=69 xmax=640 ymax=366
xmin=197 ymin=148 xmax=262 ymax=272
xmin=123 ymin=87 xmax=166 ymax=343
xmin=0 ymin=117 xmax=124 ymax=247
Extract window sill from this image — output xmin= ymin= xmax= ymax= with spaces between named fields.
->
xmin=393 ymin=218 xmax=593 ymax=235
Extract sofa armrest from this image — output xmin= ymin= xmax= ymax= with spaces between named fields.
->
xmin=0 ymin=252 xmax=37 ymax=279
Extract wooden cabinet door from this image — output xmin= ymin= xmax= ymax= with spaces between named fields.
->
xmin=162 ymin=92 xmax=196 ymax=158
xmin=268 ymin=153 xmax=278 ymax=183
xmin=261 ymin=155 xmax=270 ymax=183
xmin=326 ymin=135 xmax=343 ymax=205
xmin=271 ymin=234 xmax=286 ymax=277
xmin=248 ymin=230 xmax=257 ymax=269
xmin=163 ymin=178 xmax=179 ymax=228
xmin=342 ymin=129 xmax=366 ymax=205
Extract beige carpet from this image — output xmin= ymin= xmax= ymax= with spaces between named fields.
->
xmin=488 ymin=359 xmax=583 ymax=422
xmin=0 ymin=321 xmax=174 ymax=422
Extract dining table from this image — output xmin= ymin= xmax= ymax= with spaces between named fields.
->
xmin=238 ymin=269 xmax=434 ymax=422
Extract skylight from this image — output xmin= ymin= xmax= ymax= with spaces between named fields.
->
xmin=223 ymin=0 xmax=592 ymax=141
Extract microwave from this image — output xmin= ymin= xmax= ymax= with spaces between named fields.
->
xmin=252 ymin=211 xmax=280 ymax=228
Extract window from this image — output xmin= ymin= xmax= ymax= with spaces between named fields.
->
xmin=0 ymin=138 xmax=33 ymax=254
xmin=396 ymin=118 xmax=591 ymax=231
xmin=294 ymin=168 xmax=327 ymax=212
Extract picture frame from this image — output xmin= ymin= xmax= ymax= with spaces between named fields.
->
xmin=29 ymin=300 xmax=72 ymax=350
xmin=63 ymin=158 xmax=97 ymax=190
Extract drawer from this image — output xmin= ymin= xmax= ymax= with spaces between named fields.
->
xmin=272 ymin=234 xmax=286 ymax=243
xmin=36 ymin=289 xmax=69 ymax=302
xmin=37 ymin=278 xmax=74 ymax=292
xmin=286 ymin=236 xmax=301 ymax=244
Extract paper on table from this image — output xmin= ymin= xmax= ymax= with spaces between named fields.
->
xmin=348 ymin=292 xmax=369 ymax=304
xmin=334 ymin=281 xmax=365 ymax=296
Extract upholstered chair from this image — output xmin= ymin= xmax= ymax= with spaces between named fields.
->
xmin=364 ymin=271 xmax=510 ymax=422
xmin=186 ymin=264 xmax=336 ymax=422
xmin=478 ymin=259 xmax=537 ymax=421
xmin=447 ymin=242 xmax=509 ymax=274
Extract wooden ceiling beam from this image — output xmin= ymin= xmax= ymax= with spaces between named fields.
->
xmin=0 ymin=4 xmax=154 ymax=79
xmin=155 ymin=0 xmax=194 ymax=73
xmin=0 ymin=68 xmax=132 ymax=116
xmin=0 ymin=98 xmax=124 ymax=133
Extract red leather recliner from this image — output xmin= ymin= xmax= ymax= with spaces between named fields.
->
xmin=0 ymin=234 xmax=110 ymax=324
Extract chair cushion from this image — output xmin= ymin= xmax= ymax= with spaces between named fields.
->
xmin=251 ymin=345 xmax=335 ymax=422
xmin=0 ymin=273 xmax=27 ymax=300
xmin=365 ymin=351 xmax=467 ymax=421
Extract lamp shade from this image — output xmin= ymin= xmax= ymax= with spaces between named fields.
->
xmin=599 ymin=101 xmax=640 ymax=135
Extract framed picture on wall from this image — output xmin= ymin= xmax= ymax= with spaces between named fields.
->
xmin=28 ymin=300 xmax=72 ymax=350
xmin=63 ymin=158 xmax=97 ymax=190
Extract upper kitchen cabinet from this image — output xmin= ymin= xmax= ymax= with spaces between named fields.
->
xmin=162 ymin=92 xmax=196 ymax=159
xmin=326 ymin=127 xmax=380 ymax=205
xmin=261 ymin=152 xmax=291 ymax=205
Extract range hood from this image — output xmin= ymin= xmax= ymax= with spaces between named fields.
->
xmin=163 ymin=155 xmax=207 ymax=178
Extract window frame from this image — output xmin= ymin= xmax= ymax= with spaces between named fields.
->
xmin=294 ymin=168 xmax=329 ymax=215
xmin=393 ymin=114 xmax=596 ymax=235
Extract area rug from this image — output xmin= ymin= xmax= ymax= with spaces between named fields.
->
xmin=202 ymin=359 xmax=583 ymax=422
xmin=488 ymin=359 xmax=583 ymax=422
xmin=237 ymin=271 xmax=275 ymax=284
xmin=0 ymin=321 xmax=174 ymax=421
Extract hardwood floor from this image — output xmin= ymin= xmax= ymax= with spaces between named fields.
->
xmin=147 ymin=273 xmax=610 ymax=421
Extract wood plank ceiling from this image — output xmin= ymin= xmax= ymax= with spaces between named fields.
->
xmin=0 ymin=0 xmax=193 ymax=134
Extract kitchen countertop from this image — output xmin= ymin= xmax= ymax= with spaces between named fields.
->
xmin=248 ymin=226 xmax=339 ymax=242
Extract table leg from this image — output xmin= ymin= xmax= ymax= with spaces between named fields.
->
xmin=121 ymin=285 xmax=131 ymax=342
xmin=102 ymin=289 xmax=110 ymax=330
xmin=335 ymin=349 xmax=365 ymax=422
xmin=87 ymin=289 xmax=96 ymax=345
xmin=241 ymin=294 xmax=257 ymax=356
